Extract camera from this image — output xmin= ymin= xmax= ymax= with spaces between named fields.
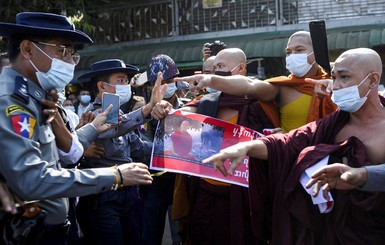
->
xmin=205 ymin=40 xmax=226 ymax=56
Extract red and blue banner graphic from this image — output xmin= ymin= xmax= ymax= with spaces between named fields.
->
xmin=151 ymin=110 xmax=262 ymax=187
xmin=11 ymin=114 xmax=36 ymax=139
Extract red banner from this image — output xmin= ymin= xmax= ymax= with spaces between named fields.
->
xmin=150 ymin=110 xmax=262 ymax=187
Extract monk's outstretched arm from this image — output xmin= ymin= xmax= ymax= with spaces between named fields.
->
xmin=202 ymin=139 xmax=268 ymax=176
xmin=175 ymin=75 xmax=278 ymax=102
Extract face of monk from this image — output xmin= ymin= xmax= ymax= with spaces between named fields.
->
xmin=332 ymin=48 xmax=380 ymax=96
xmin=285 ymin=34 xmax=315 ymax=67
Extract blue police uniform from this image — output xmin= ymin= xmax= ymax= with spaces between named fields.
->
xmin=142 ymin=97 xmax=184 ymax=245
xmin=76 ymin=97 xmax=152 ymax=245
xmin=0 ymin=68 xmax=116 ymax=226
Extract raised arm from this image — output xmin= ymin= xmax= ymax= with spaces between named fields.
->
xmin=141 ymin=71 xmax=166 ymax=118
xmin=175 ymin=74 xmax=278 ymax=102
xmin=202 ymin=139 xmax=268 ymax=176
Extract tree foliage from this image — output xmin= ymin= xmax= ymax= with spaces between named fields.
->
xmin=0 ymin=0 xmax=116 ymax=53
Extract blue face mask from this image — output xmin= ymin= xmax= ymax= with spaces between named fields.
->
xmin=162 ymin=82 xmax=177 ymax=99
xmin=80 ymin=95 xmax=91 ymax=104
xmin=115 ymin=84 xmax=132 ymax=105
xmin=29 ymin=42 xmax=75 ymax=91
xmin=104 ymin=82 xmax=132 ymax=105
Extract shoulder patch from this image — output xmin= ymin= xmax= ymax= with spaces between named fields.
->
xmin=6 ymin=104 xmax=31 ymax=117
xmin=10 ymin=113 xmax=36 ymax=139
xmin=12 ymin=76 xmax=29 ymax=104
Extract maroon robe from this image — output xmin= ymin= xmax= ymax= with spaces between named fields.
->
xmin=250 ymin=95 xmax=385 ymax=244
xmin=178 ymin=92 xmax=274 ymax=245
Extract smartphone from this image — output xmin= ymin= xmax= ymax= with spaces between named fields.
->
xmin=102 ymin=92 xmax=120 ymax=125
xmin=130 ymin=71 xmax=148 ymax=86
xmin=309 ymin=20 xmax=331 ymax=74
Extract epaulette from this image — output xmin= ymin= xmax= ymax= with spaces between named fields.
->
xmin=12 ymin=76 xmax=29 ymax=104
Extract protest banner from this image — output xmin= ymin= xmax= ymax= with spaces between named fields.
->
xmin=150 ymin=110 xmax=262 ymax=187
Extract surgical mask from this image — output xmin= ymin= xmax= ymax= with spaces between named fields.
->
xmin=115 ymin=84 xmax=132 ymax=105
xmin=104 ymin=82 xmax=132 ymax=105
xmin=80 ymin=95 xmax=91 ymax=104
xmin=214 ymin=64 xmax=240 ymax=77
xmin=29 ymin=42 xmax=75 ymax=91
xmin=64 ymin=105 xmax=75 ymax=112
xmin=331 ymin=73 xmax=372 ymax=113
xmin=206 ymin=87 xmax=218 ymax=93
xmin=286 ymin=52 xmax=315 ymax=77
xmin=162 ymin=82 xmax=177 ymax=99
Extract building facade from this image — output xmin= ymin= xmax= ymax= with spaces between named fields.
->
xmin=76 ymin=0 xmax=385 ymax=81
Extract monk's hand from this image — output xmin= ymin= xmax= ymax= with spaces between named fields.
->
xmin=174 ymin=75 xmax=212 ymax=95
xmin=202 ymin=142 xmax=249 ymax=176
xmin=306 ymin=157 xmax=367 ymax=200
xmin=305 ymin=78 xmax=333 ymax=99
xmin=263 ymin=127 xmax=284 ymax=135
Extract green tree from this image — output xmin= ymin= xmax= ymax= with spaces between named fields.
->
xmin=0 ymin=0 xmax=105 ymax=53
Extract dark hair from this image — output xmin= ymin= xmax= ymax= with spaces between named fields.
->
xmin=7 ymin=35 xmax=53 ymax=62
xmin=91 ymin=74 xmax=111 ymax=93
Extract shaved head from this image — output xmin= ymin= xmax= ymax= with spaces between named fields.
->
xmin=203 ymin=56 xmax=216 ymax=74
xmin=288 ymin=31 xmax=313 ymax=47
xmin=214 ymin=48 xmax=247 ymax=75
xmin=334 ymin=48 xmax=382 ymax=77
xmin=216 ymin=48 xmax=247 ymax=64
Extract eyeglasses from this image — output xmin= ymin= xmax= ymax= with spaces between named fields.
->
xmin=31 ymin=41 xmax=81 ymax=65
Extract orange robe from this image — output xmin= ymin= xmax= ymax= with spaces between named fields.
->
xmin=260 ymin=66 xmax=337 ymax=130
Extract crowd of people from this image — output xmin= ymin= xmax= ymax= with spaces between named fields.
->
xmin=1 ymin=10 xmax=385 ymax=245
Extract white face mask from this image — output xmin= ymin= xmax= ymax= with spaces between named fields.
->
xmin=331 ymin=73 xmax=372 ymax=113
xmin=64 ymin=105 xmax=75 ymax=112
xmin=115 ymin=84 xmax=132 ymax=105
xmin=286 ymin=52 xmax=315 ymax=77
xmin=29 ymin=42 xmax=75 ymax=91
xmin=162 ymin=82 xmax=177 ymax=99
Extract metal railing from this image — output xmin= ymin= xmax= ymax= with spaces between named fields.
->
xmin=87 ymin=0 xmax=385 ymax=45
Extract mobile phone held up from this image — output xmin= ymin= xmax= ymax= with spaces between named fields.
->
xmin=102 ymin=92 xmax=120 ymax=125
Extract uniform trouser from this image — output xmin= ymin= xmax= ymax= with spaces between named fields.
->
xmin=76 ymin=187 xmax=143 ymax=245
xmin=142 ymin=172 xmax=181 ymax=245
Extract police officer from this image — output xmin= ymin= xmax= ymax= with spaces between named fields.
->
xmin=0 ymin=12 xmax=153 ymax=244
xmin=142 ymin=54 xmax=183 ymax=245
xmin=75 ymin=59 xmax=163 ymax=245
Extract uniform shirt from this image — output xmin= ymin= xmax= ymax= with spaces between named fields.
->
xmin=84 ymin=97 xmax=152 ymax=167
xmin=0 ymin=67 xmax=116 ymax=225
xmin=77 ymin=102 xmax=91 ymax=118
xmin=361 ymin=164 xmax=385 ymax=192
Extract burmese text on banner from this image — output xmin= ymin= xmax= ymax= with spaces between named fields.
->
xmin=150 ymin=110 xmax=262 ymax=187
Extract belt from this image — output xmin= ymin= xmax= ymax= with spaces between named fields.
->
xmin=43 ymin=219 xmax=71 ymax=236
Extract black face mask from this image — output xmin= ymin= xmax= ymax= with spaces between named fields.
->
xmin=214 ymin=71 xmax=232 ymax=76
